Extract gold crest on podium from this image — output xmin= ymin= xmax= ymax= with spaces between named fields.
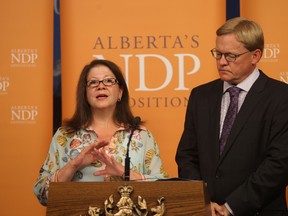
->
xmin=82 ymin=185 xmax=165 ymax=216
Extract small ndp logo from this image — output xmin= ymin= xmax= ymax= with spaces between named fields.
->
xmin=11 ymin=48 xmax=38 ymax=67
xmin=0 ymin=76 xmax=10 ymax=95
xmin=11 ymin=105 xmax=38 ymax=124
xmin=261 ymin=43 xmax=280 ymax=63
xmin=280 ymin=71 xmax=288 ymax=84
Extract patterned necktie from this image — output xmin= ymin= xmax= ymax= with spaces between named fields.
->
xmin=219 ymin=86 xmax=241 ymax=154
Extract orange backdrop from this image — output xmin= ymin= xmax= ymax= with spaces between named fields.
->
xmin=1 ymin=1 xmax=288 ymax=215
xmin=0 ymin=1 xmax=53 ymax=215
xmin=241 ymin=0 xmax=288 ymax=82
xmin=60 ymin=0 xmax=226 ymax=178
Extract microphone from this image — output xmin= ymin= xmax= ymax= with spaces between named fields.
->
xmin=124 ymin=116 xmax=141 ymax=181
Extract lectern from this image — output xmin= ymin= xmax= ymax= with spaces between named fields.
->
xmin=47 ymin=180 xmax=211 ymax=216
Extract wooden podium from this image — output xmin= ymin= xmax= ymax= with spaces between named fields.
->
xmin=47 ymin=180 xmax=211 ymax=216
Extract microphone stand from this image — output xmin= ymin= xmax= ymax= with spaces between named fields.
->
xmin=124 ymin=117 xmax=140 ymax=181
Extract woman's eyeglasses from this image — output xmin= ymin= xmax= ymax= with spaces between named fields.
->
xmin=86 ymin=78 xmax=118 ymax=88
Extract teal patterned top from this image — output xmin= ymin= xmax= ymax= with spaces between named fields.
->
xmin=33 ymin=126 xmax=168 ymax=205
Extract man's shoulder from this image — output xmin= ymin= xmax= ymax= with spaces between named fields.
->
xmin=193 ymin=79 xmax=222 ymax=92
xmin=259 ymin=70 xmax=288 ymax=91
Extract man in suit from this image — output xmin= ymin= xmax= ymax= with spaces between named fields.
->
xmin=175 ymin=17 xmax=288 ymax=216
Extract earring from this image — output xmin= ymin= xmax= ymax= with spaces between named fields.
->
xmin=117 ymin=98 xmax=121 ymax=102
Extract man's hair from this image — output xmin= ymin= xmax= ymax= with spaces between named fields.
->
xmin=216 ymin=17 xmax=264 ymax=53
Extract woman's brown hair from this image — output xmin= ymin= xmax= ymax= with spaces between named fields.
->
xmin=63 ymin=59 xmax=135 ymax=131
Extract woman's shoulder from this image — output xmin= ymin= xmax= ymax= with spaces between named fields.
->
xmin=54 ymin=126 xmax=92 ymax=138
xmin=54 ymin=126 xmax=75 ymax=136
xmin=138 ymin=126 xmax=155 ymax=139
xmin=138 ymin=125 xmax=147 ymax=131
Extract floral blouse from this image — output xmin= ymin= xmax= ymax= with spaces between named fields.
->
xmin=33 ymin=126 xmax=168 ymax=205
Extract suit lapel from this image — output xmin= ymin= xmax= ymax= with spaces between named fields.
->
xmin=208 ymin=80 xmax=224 ymax=160
xmin=218 ymin=71 xmax=268 ymax=162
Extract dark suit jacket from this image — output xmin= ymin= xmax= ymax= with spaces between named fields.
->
xmin=176 ymin=71 xmax=288 ymax=216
